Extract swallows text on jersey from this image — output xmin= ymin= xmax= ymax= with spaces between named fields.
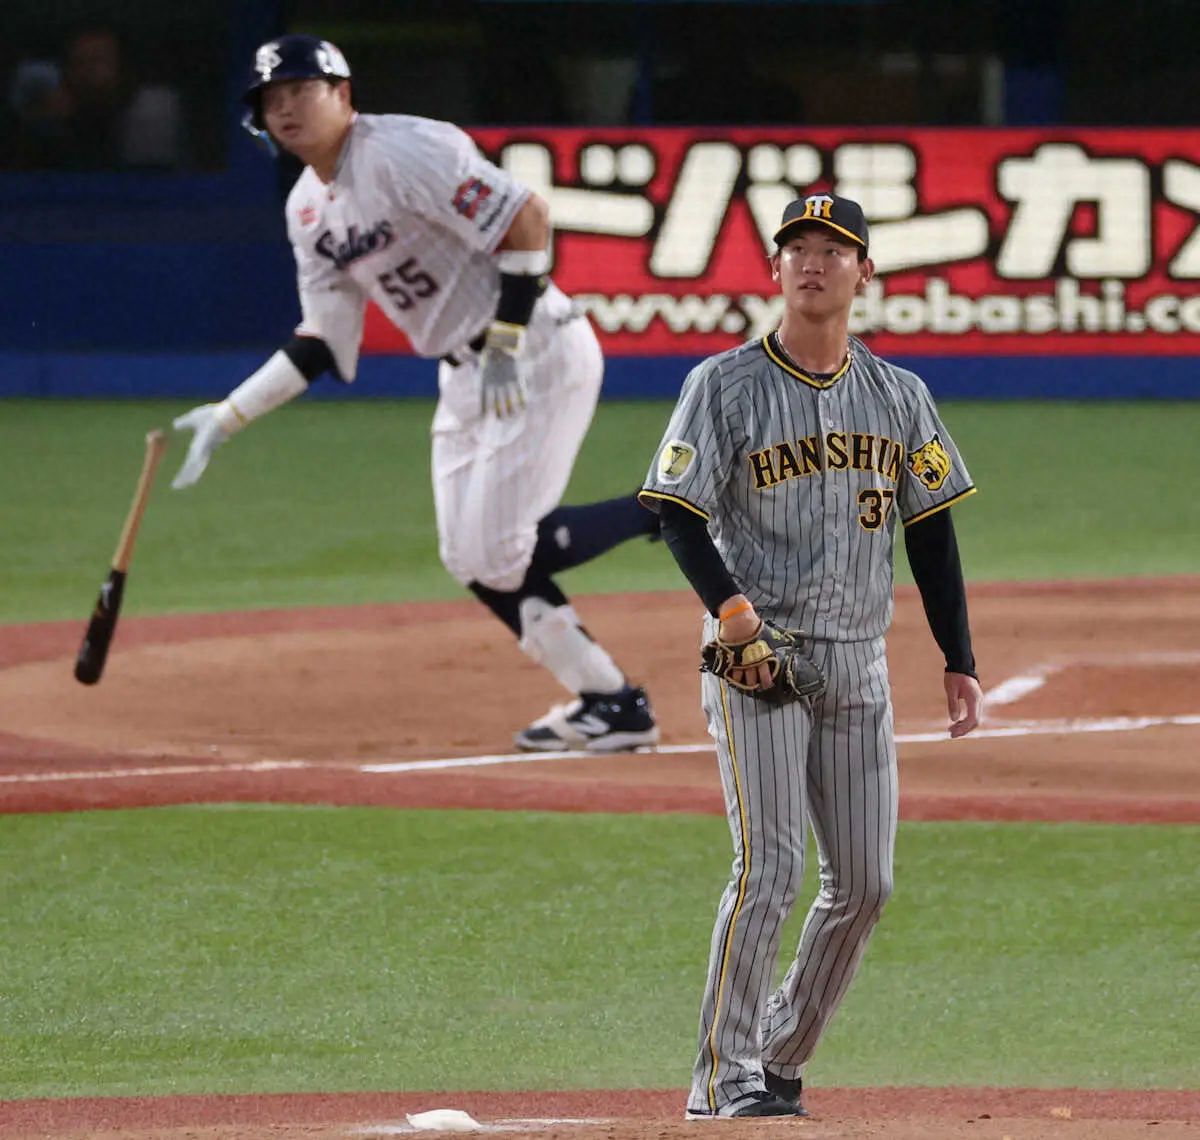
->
xmin=316 ymin=221 xmax=397 ymax=271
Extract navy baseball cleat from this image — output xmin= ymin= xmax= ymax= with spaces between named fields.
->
xmin=684 ymin=1090 xmax=806 ymax=1120
xmin=763 ymin=1070 xmax=809 ymax=1117
xmin=514 ymin=685 xmax=659 ymax=752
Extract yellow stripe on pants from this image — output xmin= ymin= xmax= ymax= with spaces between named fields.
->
xmin=705 ymin=680 xmax=751 ymax=1113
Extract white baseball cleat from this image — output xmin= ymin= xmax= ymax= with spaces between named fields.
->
xmin=514 ymin=685 xmax=660 ymax=752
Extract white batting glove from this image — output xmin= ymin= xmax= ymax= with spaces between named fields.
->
xmin=171 ymin=404 xmax=229 ymax=489
xmin=478 ymin=321 xmax=528 ymax=419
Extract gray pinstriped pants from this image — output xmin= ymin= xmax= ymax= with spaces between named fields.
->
xmin=688 ymin=635 xmax=898 ymax=1114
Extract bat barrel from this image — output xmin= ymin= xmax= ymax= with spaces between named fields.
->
xmin=73 ymin=428 xmax=166 ymax=686
xmin=74 ymin=570 xmax=127 ymax=684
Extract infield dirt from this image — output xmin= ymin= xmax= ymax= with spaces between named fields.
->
xmin=1 ymin=581 xmax=1197 ymax=1138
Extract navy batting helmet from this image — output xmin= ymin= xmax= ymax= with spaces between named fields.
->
xmin=242 ymin=34 xmax=352 ymax=134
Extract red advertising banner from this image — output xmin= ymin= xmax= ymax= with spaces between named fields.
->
xmin=363 ymin=127 xmax=1200 ymax=357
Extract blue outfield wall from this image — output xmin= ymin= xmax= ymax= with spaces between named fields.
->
xmin=1 ymin=351 xmax=1198 ymax=401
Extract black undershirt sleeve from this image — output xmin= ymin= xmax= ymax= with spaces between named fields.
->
xmin=282 ymin=335 xmax=341 ymax=383
xmin=495 ymin=272 xmax=548 ymax=326
xmin=660 ymin=496 xmax=976 ymax=676
xmin=658 ymin=499 xmax=743 ymax=617
xmin=903 ymin=507 xmax=977 ymax=678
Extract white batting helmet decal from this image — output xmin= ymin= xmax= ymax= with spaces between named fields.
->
xmin=315 ymin=41 xmax=351 ymax=78
xmin=255 ymin=43 xmax=283 ymax=80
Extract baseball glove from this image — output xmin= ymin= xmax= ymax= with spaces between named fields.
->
xmin=701 ymin=620 xmax=826 ymax=707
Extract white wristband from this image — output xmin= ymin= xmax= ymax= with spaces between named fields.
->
xmin=214 ymin=351 xmax=308 ymax=435
xmin=496 ymin=248 xmax=550 ymax=275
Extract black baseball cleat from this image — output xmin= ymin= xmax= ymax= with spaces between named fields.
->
xmin=514 ymin=685 xmax=660 ymax=752
xmin=763 ymin=1070 xmax=809 ymax=1117
xmin=685 ymin=1090 xmax=806 ymax=1120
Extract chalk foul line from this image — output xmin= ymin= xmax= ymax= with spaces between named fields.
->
xmin=0 ymin=759 xmax=311 ymax=784
xmin=367 ymin=713 xmax=1200 ymax=769
xmin=984 ymin=650 xmax=1200 ymax=707
xmin=3 ymin=714 xmax=1200 ymax=784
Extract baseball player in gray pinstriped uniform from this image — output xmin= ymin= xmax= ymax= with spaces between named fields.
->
xmin=168 ymin=35 xmax=661 ymax=752
xmin=640 ymin=193 xmax=984 ymax=1119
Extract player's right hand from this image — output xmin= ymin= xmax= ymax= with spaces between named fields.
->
xmin=170 ymin=404 xmax=229 ymax=489
xmin=478 ymin=321 xmax=528 ymax=419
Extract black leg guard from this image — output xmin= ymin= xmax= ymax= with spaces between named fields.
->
xmin=468 ymin=574 xmax=569 ymax=637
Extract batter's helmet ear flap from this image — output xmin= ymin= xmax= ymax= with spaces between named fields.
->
xmin=242 ymin=106 xmax=278 ymax=157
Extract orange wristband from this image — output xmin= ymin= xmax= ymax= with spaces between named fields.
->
xmin=718 ymin=599 xmax=752 ymax=622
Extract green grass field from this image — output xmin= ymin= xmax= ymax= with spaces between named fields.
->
xmin=2 ymin=808 xmax=1196 ymax=1099
xmin=3 ymin=398 xmax=1200 ymax=622
xmin=2 ymin=396 xmax=1198 ymax=1102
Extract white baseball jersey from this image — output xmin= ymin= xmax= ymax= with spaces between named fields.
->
xmin=281 ymin=113 xmax=604 ymax=600
xmin=285 ymin=112 xmax=536 ymax=378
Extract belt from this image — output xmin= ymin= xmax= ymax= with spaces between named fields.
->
xmin=440 ymin=329 xmax=488 ymax=368
xmin=440 ymin=281 xmax=577 ymax=366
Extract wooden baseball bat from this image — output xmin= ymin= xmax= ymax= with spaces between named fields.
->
xmin=74 ymin=429 xmax=169 ymax=685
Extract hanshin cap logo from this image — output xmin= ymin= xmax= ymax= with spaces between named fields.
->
xmin=774 ymin=193 xmax=869 ymax=253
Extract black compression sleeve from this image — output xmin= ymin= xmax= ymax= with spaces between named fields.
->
xmin=282 ymin=335 xmax=340 ymax=382
xmin=903 ymin=508 xmax=977 ymax=678
xmin=658 ymin=500 xmax=744 ymax=617
xmin=495 ymin=272 xmax=548 ymax=327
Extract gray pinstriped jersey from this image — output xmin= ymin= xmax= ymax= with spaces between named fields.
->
xmin=641 ymin=334 xmax=975 ymax=641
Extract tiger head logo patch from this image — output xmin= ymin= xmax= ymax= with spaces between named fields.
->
xmin=908 ymin=434 xmax=951 ymax=491
xmin=658 ymin=440 xmax=696 ymax=482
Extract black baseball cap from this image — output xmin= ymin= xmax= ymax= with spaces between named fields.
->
xmin=774 ymin=193 xmax=869 ymax=254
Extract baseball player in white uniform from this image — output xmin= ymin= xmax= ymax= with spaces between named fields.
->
xmin=640 ymin=193 xmax=984 ymax=1118
xmin=170 ymin=35 xmax=660 ymax=752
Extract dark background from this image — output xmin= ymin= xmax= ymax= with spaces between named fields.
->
xmin=1 ymin=0 xmax=1195 ymax=175
xmin=0 ymin=0 xmax=1194 ymax=362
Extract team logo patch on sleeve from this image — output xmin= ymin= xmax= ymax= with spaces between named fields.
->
xmin=452 ymin=177 xmax=493 ymax=220
xmin=658 ymin=440 xmax=696 ymax=482
xmin=908 ymin=434 xmax=952 ymax=491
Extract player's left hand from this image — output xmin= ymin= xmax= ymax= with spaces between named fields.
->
xmin=170 ymin=404 xmax=229 ymax=489
xmin=944 ymin=672 xmax=984 ymax=738
xmin=479 ymin=321 xmax=528 ymax=419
